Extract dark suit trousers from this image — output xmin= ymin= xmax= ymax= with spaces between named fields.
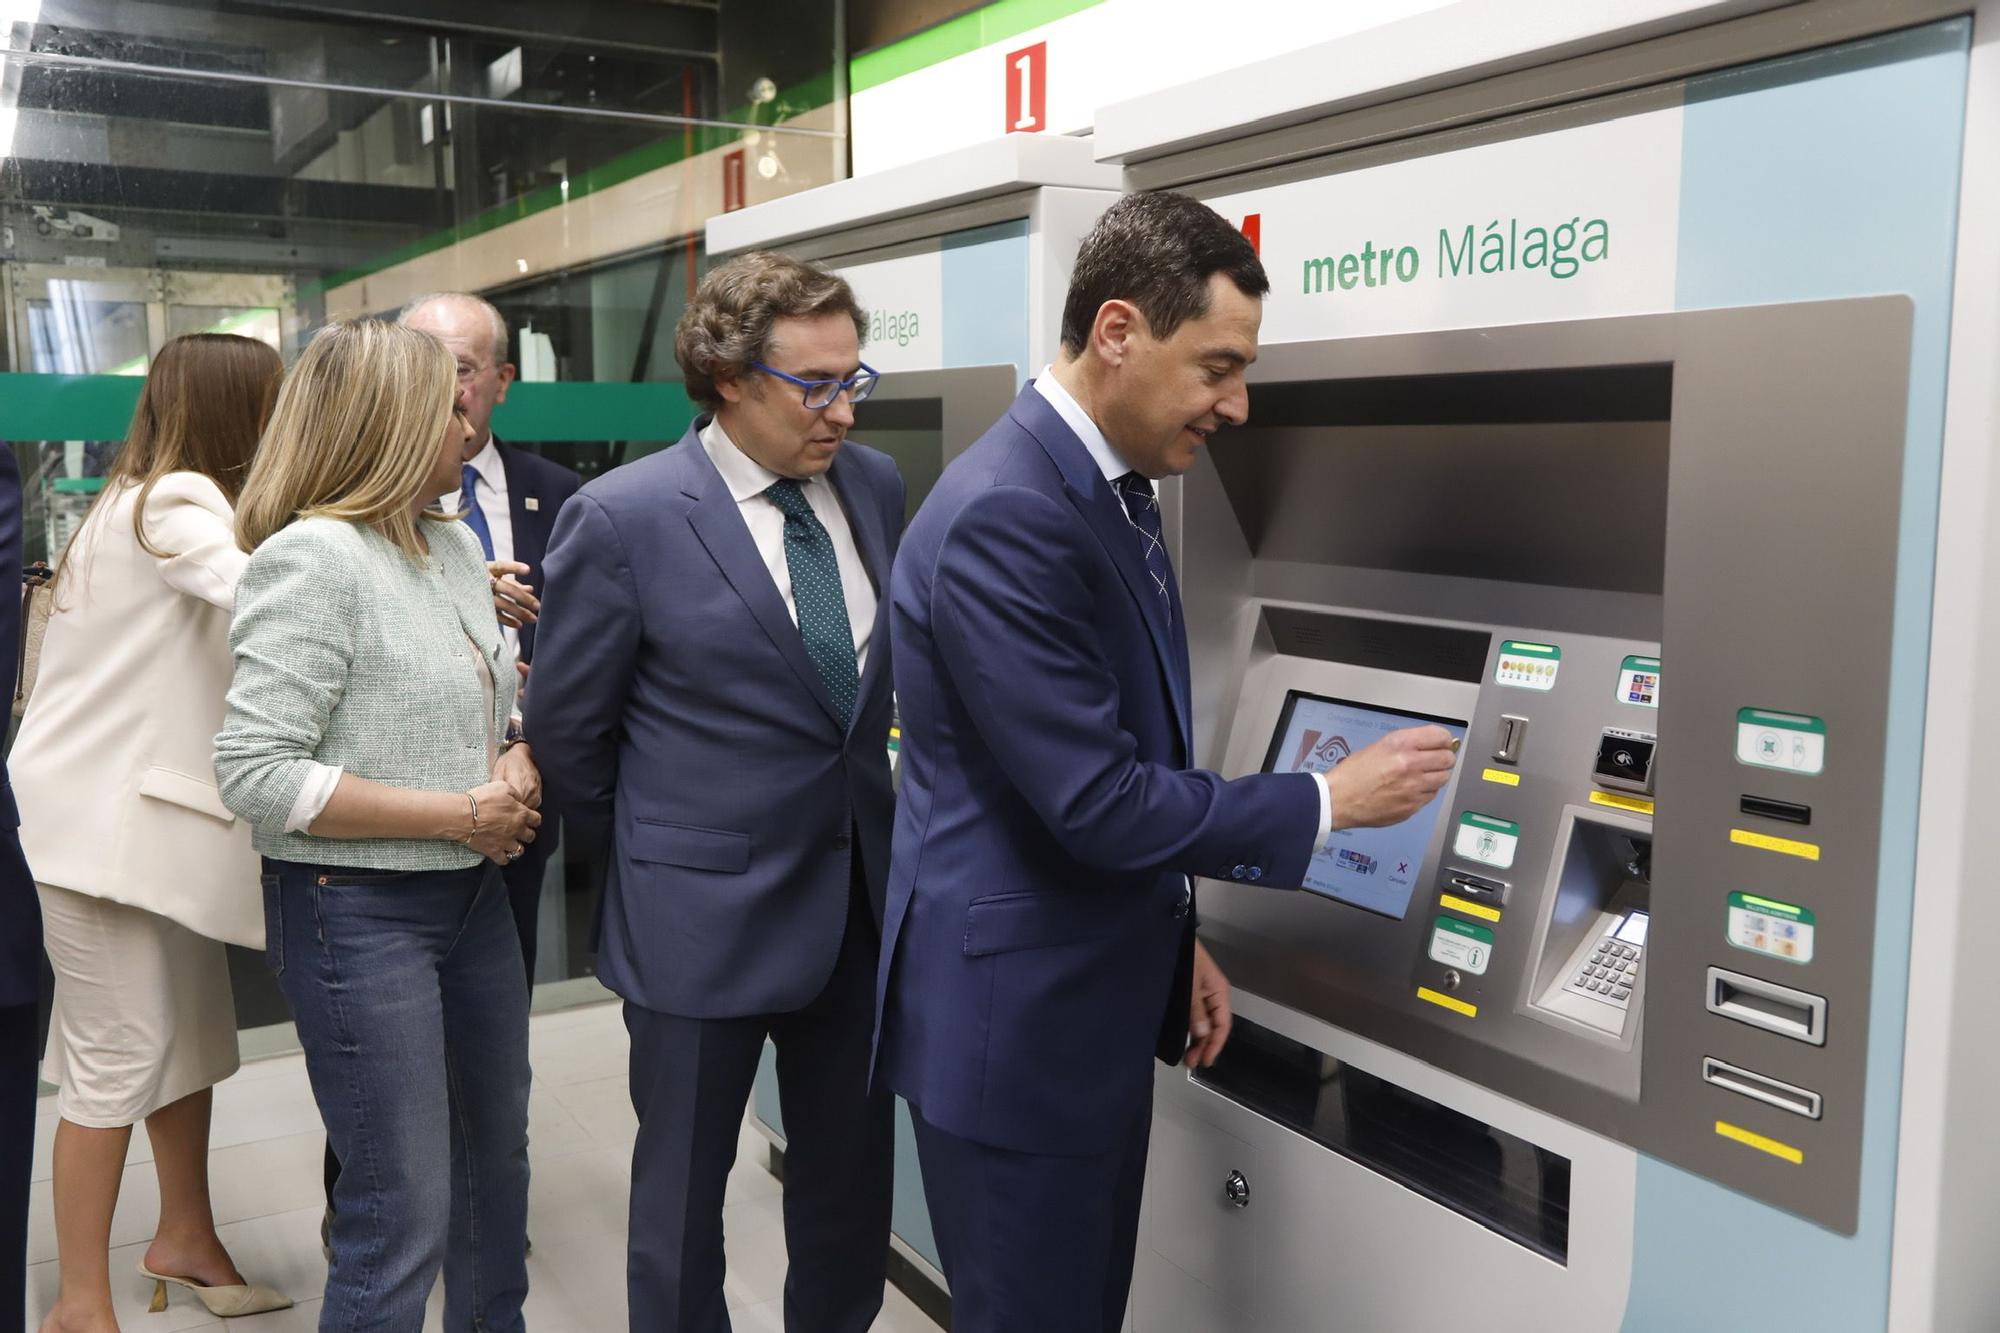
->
xmin=911 ymin=1091 xmax=1153 ymax=1333
xmin=623 ymin=865 xmax=893 ymax=1333
xmin=0 ymin=1001 xmax=38 ymax=1333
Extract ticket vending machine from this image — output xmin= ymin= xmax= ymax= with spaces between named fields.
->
xmin=704 ymin=133 xmax=1121 ymax=1293
xmin=1089 ymin=5 xmax=1997 ymax=1330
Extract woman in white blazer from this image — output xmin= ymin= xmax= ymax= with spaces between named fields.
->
xmin=11 ymin=333 xmax=293 ymax=1328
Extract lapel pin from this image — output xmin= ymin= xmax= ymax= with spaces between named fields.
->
xmin=525 ymin=497 xmax=540 ymax=512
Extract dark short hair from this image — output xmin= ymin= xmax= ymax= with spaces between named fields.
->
xmin=1059 ymin=191 xmax=1269 ymax=355
xmin=675 ymin=251 xmax=867 ymax=410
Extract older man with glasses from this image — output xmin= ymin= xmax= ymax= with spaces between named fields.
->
xmin=401 ymin=291 xmax=581 ymax=986
xmin=527 ymin=251 xmax=902 ymax=1333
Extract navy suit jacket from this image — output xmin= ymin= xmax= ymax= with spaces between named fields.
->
xmin=526 ymin=419 xmax=905 ymax=1018
xmin=0 ymin=449 xmax=37 ymax=1008
xmin=491 ymin=437 xmax=581 ymax=665
xmin=872 ymin=384 xmax=1321 ymax=1157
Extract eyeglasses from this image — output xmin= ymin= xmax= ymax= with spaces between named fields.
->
xmin=751 ymin=361 xmax=880 ymax=410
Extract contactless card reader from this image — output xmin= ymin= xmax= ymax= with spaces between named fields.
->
xmin=1594 ymin=727 xmax=1657 ymax=795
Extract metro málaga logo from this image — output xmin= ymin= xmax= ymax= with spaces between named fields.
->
xmin=1287 ymin=729 xmax=1352 ymax=772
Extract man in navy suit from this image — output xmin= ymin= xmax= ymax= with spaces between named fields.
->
xmin=874 ymin=192 xmax=1459 ymax=1332
xmin=404 ymin=292 xmax=581 ymax=983
xmin=530 ymin=253 xmax=902 ymax=1333
xmin=0 ymin=446 xmax=40 ymax=1333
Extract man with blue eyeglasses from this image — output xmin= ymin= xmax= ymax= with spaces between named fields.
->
xmin=528 ymin=251 xmax=903 ymax=1333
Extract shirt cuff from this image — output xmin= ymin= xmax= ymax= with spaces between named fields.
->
xmin=284 ymin=762 xmax=344 ymax=834
xmin=1313 ymin=770 xmax=1334 ymax=850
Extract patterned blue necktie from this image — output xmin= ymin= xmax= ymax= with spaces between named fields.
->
xmin=1114 ymin=471 xmax=1172 ymax=629
xmin=765 ymin=478 xmax=859 ymax=728
xmin=459 ymin=462 xmax=496 ymax=561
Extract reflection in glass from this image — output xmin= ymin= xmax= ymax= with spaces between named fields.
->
xmin=167 ymin=305 xmax=282 ymax=352
xmin=26 ymin=290 xmax=149 ymax=375
xmin=2 ymin=0 xmax=846 ymax=1016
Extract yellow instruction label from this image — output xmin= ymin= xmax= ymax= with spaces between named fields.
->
xmin=1715 ymin=1120 xmax=1804 ymax=1164
xmin=1416 ymin=987 xmax=1478 ymax=1018
xmin=1730 ymin=828 xmax=1821 ymax=862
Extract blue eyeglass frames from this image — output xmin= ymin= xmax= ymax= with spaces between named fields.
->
xmin=751 ymin=361 xmax=881 ymax=410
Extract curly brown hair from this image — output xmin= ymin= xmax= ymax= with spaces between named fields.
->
xmin=674 ymin=252 xmax=867 ymax=411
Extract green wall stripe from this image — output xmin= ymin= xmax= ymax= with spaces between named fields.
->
xmin=302 ymin=71 xmax=838 ymax=302
xmin=850 ymin=0 xmax=1103 ymax=93
xmin=494 ymin=382 xmax=699 ymax=442
xmin=0 ymin=374 xmax=698 ymax=445
xmin=0 ymin=373 xmax=142 ymax=440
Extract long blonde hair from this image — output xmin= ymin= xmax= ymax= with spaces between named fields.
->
xmin=235 ymin=319 xmax=456 ymax=558
xmin=53 ymin=333 xmax=282 ymax=601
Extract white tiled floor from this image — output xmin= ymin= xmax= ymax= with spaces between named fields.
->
xmin=24 ymin=1001 xmax=941 ymax=1333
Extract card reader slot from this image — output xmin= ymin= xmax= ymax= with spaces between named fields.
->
xmin=1706 ymin=967 xmax=1827 ymax=1046
xmin=1740 ymin=794 xmax=1812 ymax=825
xmin=1441 ymin=869 xmax=1508 ymax=904
xmin=1702 ymin=1056 xmax=1823 ymax=1120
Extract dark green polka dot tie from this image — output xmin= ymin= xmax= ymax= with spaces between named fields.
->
xmin=765 ymin=478 xmax=859 ymax=728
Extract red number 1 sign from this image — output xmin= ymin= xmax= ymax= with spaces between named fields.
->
xmin=1005 ymin=42 xmax=1046 ymax=134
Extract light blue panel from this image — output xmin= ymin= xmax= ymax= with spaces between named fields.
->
xmin=1626 ymin=21 xmax=1970 ymax=1331
xmin=941 ymin=219 xmax=1031 ymax=384
xmin=892 ymin=1100 xmax=941 ymax=1267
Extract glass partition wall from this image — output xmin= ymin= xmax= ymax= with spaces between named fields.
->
xmin=0 ymin=0 xmax=850 ymax=1035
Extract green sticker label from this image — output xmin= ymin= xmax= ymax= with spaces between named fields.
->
xmin=1727 ymin=890 xmax=1816 ymax=963
xmin=1496 ymin=640 xmax=1562 ymax=691
xmin=1736 ymin=709 xmax=1826 ymax=775
xmin=1617 ymin=655 xmax=1661 ymax=709
xmin=1429 ymin=915 xmax=1495 ymax=975
xmin=1453 ymin=812 xmax=1521 ymax=869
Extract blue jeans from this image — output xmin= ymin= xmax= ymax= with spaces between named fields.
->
xmin=263 ymin=859 xmax=530 ymax=1333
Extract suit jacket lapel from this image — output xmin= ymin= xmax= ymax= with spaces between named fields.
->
xmin=1160 ymin=538 xmax=1193 ymax=755
xmin=494 ymin=438 xmax=542 ymax=569
xmin=1012 ymin=389 xmax=1192 ymax=752
xmin=441 ymin=548 xmax=512 ymax=737
xmin=492 ymin=437 xmax=541 ymax=660
xmin=679 ymin=427 xmax=844 ymax=734
xmin=828 ymin=452 xmax=891 ymax=737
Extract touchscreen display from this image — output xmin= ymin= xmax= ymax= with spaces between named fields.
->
xmin=1262 ymin=691 xmax=1468 ymax=919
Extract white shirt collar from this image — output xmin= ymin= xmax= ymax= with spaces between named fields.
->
xmin=701 ymin=416 xmax=816 ymax=504
xmin=462 ymin=435 xmax=503 ymax=488
xmin=1032 ymin=366 xmax=1132 ymax=484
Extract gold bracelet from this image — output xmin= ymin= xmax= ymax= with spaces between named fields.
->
xmin=464 ymin=791 xmax=480 ymax=845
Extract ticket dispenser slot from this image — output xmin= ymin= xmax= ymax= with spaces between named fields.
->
xmin=1706 ymin=967 xmax=1828 ymax=1046
xmin=1524 ymin=807 xmax=1652 ymax=1044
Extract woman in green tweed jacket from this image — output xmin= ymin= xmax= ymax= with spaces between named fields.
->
xmin=214 ymin=319 xmax=541 ymax=1333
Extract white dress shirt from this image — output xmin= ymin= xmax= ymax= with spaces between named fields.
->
xmin=1032 ymin=368 xmax=1334 ymax=845
xmin=701 ymin=417 xmax=877 ymax=676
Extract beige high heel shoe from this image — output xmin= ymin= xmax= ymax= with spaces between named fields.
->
xmin=138 ymin=1263 xmax=294 ymax=1318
